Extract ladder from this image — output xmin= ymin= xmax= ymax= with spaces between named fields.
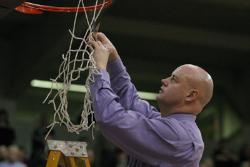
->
xmin=45 ymin=140 xmax=91 ymax=167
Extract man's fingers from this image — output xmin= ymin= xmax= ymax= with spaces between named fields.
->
xmin=97 ymin=41 xmax=108 ymax=50
xmin=88 ymin=32 xmax=109 ymax=51
xmin=88 ymin=39 xmax=108 ymax=51
xmin=97 ymin=41 xmax=102 ymax=46
xmin=88 ymin=39 xmax=98 ymax=49
xmin=96 ymin=32 xmax=109 ymax=44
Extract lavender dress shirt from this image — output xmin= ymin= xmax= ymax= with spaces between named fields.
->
xmin=90 ymin=58 xmax=204 ymax=167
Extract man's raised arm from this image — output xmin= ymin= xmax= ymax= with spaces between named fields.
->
xmin=94 ymin=33 xmax=160 ymax=118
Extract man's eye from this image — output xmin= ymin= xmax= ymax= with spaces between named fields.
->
xmin=171 ymin=76 xmax=176 ymax=82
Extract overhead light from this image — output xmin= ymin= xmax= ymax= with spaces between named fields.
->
xmin=31 ymin=79 xmax=157 ymax=101
xmin=137 ymin=92 xmax=157 ymax=101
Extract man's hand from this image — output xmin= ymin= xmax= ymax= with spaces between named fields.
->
xmin=95 ymin=33 xmax=119 ymax=62
xmin=89 ymin=35 xmax=110 ymax=70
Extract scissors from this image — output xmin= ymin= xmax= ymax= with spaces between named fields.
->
xmin=93 ymin=22 xmax=100 ymax=33
xmin=91 ymin=22 xmax=100 ymax=41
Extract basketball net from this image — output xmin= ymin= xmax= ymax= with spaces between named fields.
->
xmin=43 ymin=0 xmax=105 ymax=139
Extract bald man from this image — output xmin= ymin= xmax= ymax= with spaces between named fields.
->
xmin=89 ymin=33 xmax=213 ymax=167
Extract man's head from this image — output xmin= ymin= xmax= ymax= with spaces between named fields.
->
xmin=156 ymin=64 xmax=213 ymax=116
xmin=7 ymin=145 xmax=22 ymax=162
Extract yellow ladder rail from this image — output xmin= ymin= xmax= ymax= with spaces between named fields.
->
xmin=45 ymin=140 xmax=90 ymax=167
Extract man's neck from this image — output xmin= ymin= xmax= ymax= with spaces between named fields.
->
xmin=159 ymin=104 xmax=201 ymax=117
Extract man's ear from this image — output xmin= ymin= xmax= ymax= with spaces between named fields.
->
xmin=185 ymin=89 xmax=199 ymax=102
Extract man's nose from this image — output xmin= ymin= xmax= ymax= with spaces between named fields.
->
xmin=161 ymin=78 xmax=168 ymax=86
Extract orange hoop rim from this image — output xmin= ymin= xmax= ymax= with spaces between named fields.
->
xmin=15 ymin=0 xmax=112 ymax=14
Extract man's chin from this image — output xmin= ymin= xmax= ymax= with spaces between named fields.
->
xmin=156 ymin=94 xmax=161 ymax=102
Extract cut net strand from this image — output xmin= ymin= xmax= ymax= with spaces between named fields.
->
xmin=43 ymin=0 xmax=106 ymax=139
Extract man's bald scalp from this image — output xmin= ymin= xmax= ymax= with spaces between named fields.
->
xmin=179 ymin=64 xmax=214 ymax=107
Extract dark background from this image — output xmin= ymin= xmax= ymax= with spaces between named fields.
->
xmin=1 ymin=0 xmax=250 ymax=166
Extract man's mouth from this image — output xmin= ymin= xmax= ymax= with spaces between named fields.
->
xmin=159 ymin=86 xmax=164 ymax=93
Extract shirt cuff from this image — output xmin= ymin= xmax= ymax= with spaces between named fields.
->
xmin=107 ymin=58 xmax=126 ymax=78
xmin=93 ymin=69 xmax=111 ymax=89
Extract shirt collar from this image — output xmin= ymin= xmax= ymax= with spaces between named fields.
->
xmin=166 ymin=113 xmax=197 ymax=121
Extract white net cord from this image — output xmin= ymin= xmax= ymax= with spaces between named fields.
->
xmin=43 ymin=0 xmax=106 ymax=139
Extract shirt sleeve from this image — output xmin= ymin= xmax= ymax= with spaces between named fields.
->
xmin=90 ymin=70 xmax=195 ymax=165
xmin=107 ymin=58 xmax=160 ymax=118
